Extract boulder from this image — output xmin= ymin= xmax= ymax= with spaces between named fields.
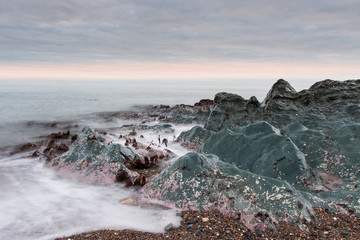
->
xmin=142 ymin=152 xmax=316 ymax=230
xmin=49 ymin=127 xmax=143 ymax=184
xmin=177 ymin=126 xmax=214 ymax=150
xmin=199 ymin=122 xmax=315 ymax=189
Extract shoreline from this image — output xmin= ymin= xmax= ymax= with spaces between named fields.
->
xmin=56 ymin=207 xmax=359 ymax=240
xmin=3 ymin=79 xmax=360 ymax=239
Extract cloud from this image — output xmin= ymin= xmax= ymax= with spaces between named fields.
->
xmin=0 ymin=0 xmax=360 ymax=64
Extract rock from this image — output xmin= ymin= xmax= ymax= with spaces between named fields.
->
xmin=142 ymin=152 xmax=316 ymax=230
xmin=48 ymin=130 xmax=70 ymax=139
xmin=48 ymin=127 xmax=142 ymax=184
xmin=262 ymin=79 xmax=297 ymax=106
xmin=204 ymin=92 xmax=249 ymax=131
xmin=205 ymin=79 xmax=360 ymax=131
xmin=120 ymin=198 xmax=135 ymax=205
xmin=186 ymin=223 xmax=194 ymax=229
xmin=244 ymin=230 xmax=252 ymax=237
xmin=10 ymin=142 xmax=40 ymax=155
xmin=173 ymin=79 xmax=360 ymax=219
xmin=177 ymin=126 xmax=213 ymax=150
xmin=194 ymin=99 xmax=214 ymax=107
xmin=202 ymin=217 xmax=209 ymax=222
xmin=30 ymin=150 xmax=41 ymax=158
xmin=180 ymin=122 xmax=315 ymax=189
xmin=164 ymin=223 xmax=173 ymax=232
xmin=341 ymin=231 xmax=350 ymax=237
xmin=116 ymin=168 xmax=146 ymax=187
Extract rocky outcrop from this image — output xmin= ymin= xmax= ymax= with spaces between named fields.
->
xmin=104 ymin=99 xmax=213 ymax=125
xmin=187 ymin=79 xmax=360 ymax=181
xmin=48 ymin=127 xmax=142 ymax=184
xmin=142 ymin=153 xmax=316 ymax=230
xmin=47 ymin=127 xmax=171 ymax=185
xmin=205 ymin=79 xmax=360 ymax=131
xmin=179 ymin=122 xmax=316 ymax=189
xmin=156 ymin=79 xmax=360 ymax=229
xmin=200 ymin=122 xmax=316 ymax=190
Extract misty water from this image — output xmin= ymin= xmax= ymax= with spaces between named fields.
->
xmin=0 ymin=79 xmax=313 ymax=239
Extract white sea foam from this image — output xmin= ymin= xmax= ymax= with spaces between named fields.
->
xmin=0 ymin=155 xmax=181 ymax=240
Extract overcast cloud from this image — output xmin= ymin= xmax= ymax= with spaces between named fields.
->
xmin=0 ymin=0 xmax=359 ymax=63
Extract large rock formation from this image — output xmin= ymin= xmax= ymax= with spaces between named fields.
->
xmin=48 ymin=127 xmax=142 ymax=184
xmin=199 ymin=122 xmax=316 ymax=190
xmin=151 ymin=79 xmax=360 ymax=229
xmin=205 ymin=79 xmax=360 ymax=131
xmin=180 ymin=79 xmax=360 ymax=181
xmin=142 ymin=153 xmax=316 ymax=230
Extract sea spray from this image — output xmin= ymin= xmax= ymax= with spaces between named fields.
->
xmin=0 ymin=154 xmax=181 ymax=240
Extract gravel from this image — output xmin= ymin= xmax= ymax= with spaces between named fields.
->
xmin=56 ymin=207 xmax=359 ymax=240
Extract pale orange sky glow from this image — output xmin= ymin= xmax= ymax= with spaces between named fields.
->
xmin=0 ymin=61 xmax=359 ymax=81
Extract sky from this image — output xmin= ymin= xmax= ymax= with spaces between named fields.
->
xmin=0 ymin=0 xmax=359 ymax=81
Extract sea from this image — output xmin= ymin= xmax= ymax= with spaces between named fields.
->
xmin=0 ymin=78 xmax=314 ymax=239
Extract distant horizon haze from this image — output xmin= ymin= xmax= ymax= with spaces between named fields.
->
xmin=0 ymin=61 xmax=359 ymax=82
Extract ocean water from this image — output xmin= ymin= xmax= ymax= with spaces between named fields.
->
xmin=0 ymin=78 xmax=314 ymax=239
xmin=0 ymin=79 xmax=275 ymax=148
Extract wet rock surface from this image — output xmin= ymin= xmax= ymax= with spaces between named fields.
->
xmin=200 ymin=122 xmax=315 ymax=189
xmin=47 ymin=126 xmax=174 ymax=185
xmin=142 ymin=152 xmax=316 ymax=229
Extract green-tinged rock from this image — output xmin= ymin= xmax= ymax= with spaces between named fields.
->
xmin=284 ymin=122 xmax=360 ymax=179
xmin=142 ymin=152 xmax=315 ymax=229
xmin=283 ymin=123 xmax=327 ymax=170
xmin=162 ymin=104 xmax=212 ymax=124
xmin=169 ymin=79 xmax=360 ymax=223
xmin=49 ymin=127 xmax=142 ymax=183
xmin=75 ymin=126 xmax=106 ymax=142
xmin=180 ymin=122 xmax=316 ymax=189
xmin=205 ymin=79 xmax=360 ymax=131
xmin=199 ymin=79 xmax=360 ymax=183
xmin=176 ymin=126 xmax=214 ymax=149
xmin=330 ymin=124 xmax=360 ymax=178
xmin=204 ymin=92 xmax=261 ymax=131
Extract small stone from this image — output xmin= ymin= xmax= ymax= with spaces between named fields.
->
xmin=310 ymin=229 xmax=317 ymax=236
xmin=323 ymin=231 xmax=329 ymax=235
xmin=202 ymin=217 xmax=209 ymax=222
xmin=164 ymin=223 xmax=173 ymax=232
xmin=267 ymin=223 xmax=276 ymax=232
xmin=341 ymin=231 xmax=349 ymax=237
xmin=196 ymin=230 xmax=204 ymax=236
xmin=186 ymin=223 xmax=194 ymax=229
xmin=244 ymin=230 xmax=252 ymax=237
xmin=120 ymin=198 xmax=134 ymax=205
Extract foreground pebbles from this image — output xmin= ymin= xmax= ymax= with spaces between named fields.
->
xmin=56 ymin=208 xmax=359 ymax=240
